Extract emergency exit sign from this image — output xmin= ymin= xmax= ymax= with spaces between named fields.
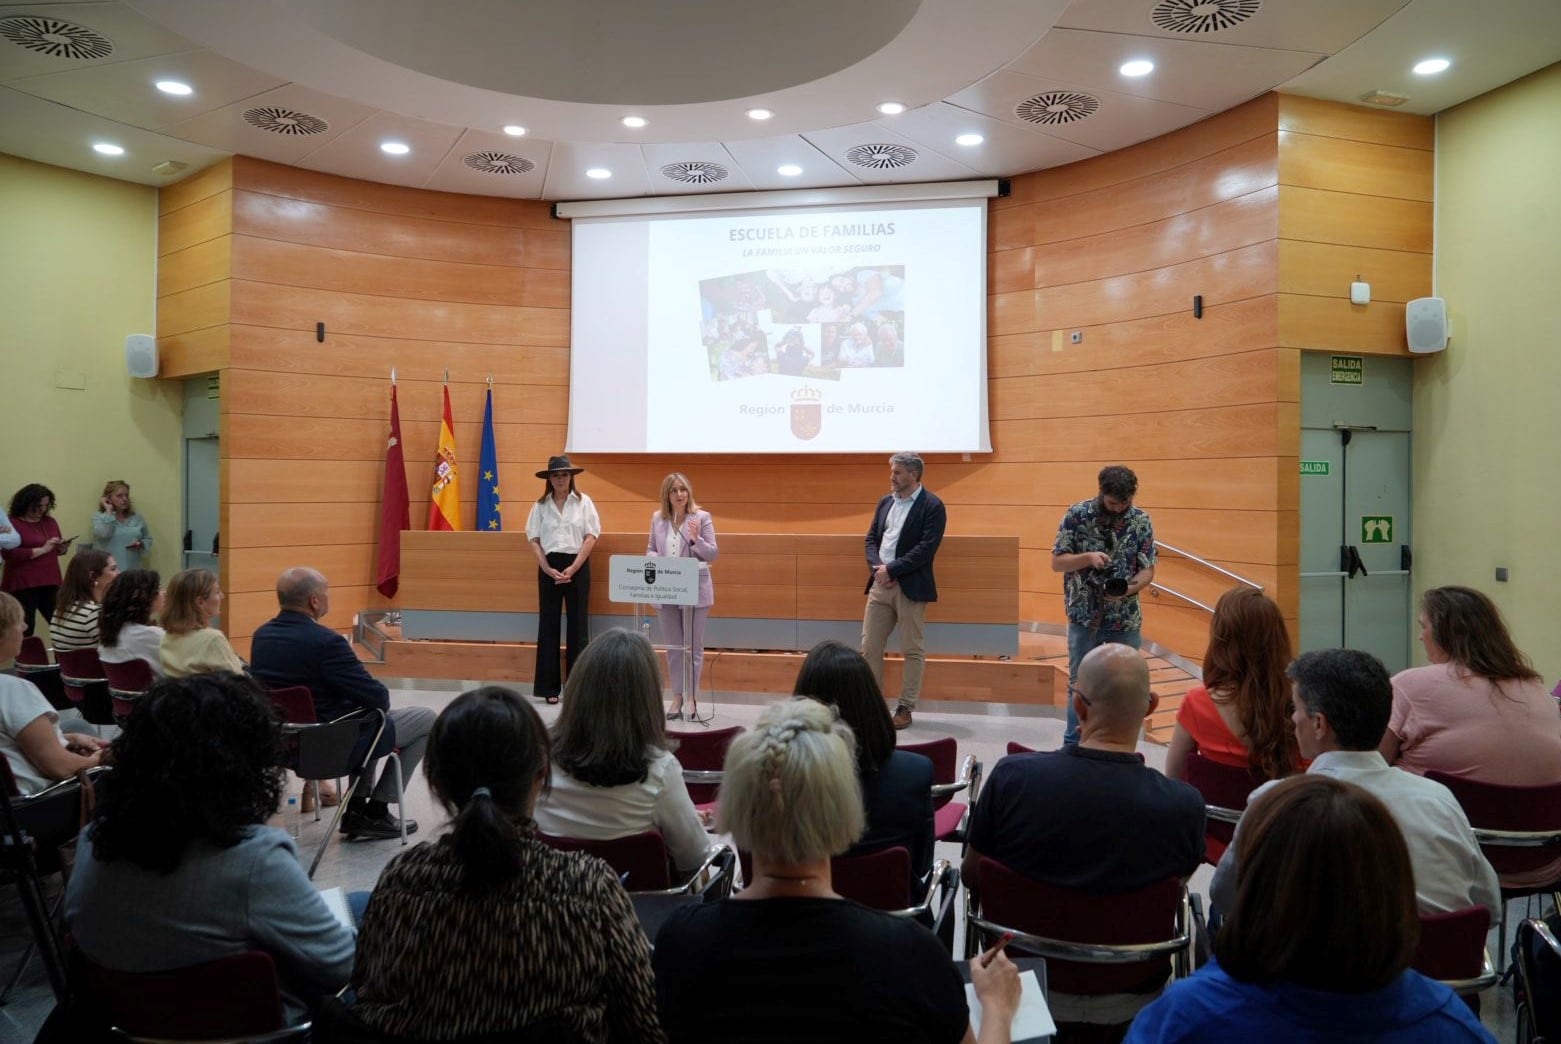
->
xmin=1361 ymin=516 xmax=1394 ymax=543
xmin=1300 ymin=460 xmax=1330 ymax=476
xmin=1330 ymin=355 xmax=1364 ymax=384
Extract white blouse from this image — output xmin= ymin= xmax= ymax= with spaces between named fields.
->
xmin=524 ymin=492 xmax=602 ymax=555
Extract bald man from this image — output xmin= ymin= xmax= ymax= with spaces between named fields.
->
xmin=251 ymin=567 xmax=433 ymax=841
xmin=963 ymin=643 xmax=1204 ymax=896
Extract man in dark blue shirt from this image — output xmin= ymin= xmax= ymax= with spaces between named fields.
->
xmin=251 ymin=567 xmax=432 ymax=840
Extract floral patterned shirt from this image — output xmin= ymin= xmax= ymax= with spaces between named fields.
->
xmin=1052 ymin=498 xmax=1156 ymax=631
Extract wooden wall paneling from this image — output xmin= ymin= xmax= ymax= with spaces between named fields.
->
xmin=158 ymin=236 xmax=231 ymax=298
xmin=159 ymin=159 xmax=233 ymax=215
xmin=156 ymin=325 xmax=229 ymax=378
xmin=1276 ymin=95 xmax=1434 ymax=152
xmin=1278 ymin=131 xmax=1435 ymax=201
xmin=1277 ymin=241 xmax=1431 ymax=302
xmin=221 ymin=368 xmax=568 ymax=425
xmin=990 ymin=349 xmax=1288 ymax=421
xmin=232 ymin=156 xmax=560 ymax=231
xmin=156 ymin=281 xmax=230 ymax=339
xmin=227 ymin=543 xmax=374 ymax=593
xmin=1033 ymin=240 xmax=1277 ymax=331
xmin=989 ymin=204 xmax=1036 ymax=251
xmin=227 ymin=501 xmax=375 ymax=548
xmin=230 ymin=280 xmax=569 ymax=346
xmin=158 ymin=191 xmax=233 ymax=256
xmin=228 ymin=586 xmax=373 ymax=641
xmin=991 ymin=403 xmax=1291 ymax=462
xmin=1277 ymin=187 xmax=1433 ymax=253
xmin=228 ymin=326 xmax=570 ymax=385
xmin=990 ymin=245 xmax=1035 ymax=295
xmin=1277 ymin=294 xmax=1409 ymax=354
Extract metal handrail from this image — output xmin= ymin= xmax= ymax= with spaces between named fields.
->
xmin=1146 ymin=583 xmax=1214 ymax=614
xmin=1154 ymin=540 xmax=1263 ymax=591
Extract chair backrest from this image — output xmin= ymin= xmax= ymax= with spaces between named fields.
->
xmin=1413 ymin=905 xmax=1492 ymax=982
xmin=268 ymin=685 xmax=319 ymax=725
xmin=55 ymin=647 xmax=106 ymax=683
xmin=976 ymin=857 xmax=1183 ymax=995
xmin=899 ymin=736 xmax=961 ymax=810
xmin=16 ymin=635 xmax=51 ymax=667
xmin=538 ymin=830 xmax=672 ymax=891
xmin=101 ymin=657 xmax=154 ymax=694
xmin=53 ymin=647 xmax=116 ymax=725
xmin=1006 ymin=742 xmax=1035 ymax=756
xmin=291 ymin=715 xmax=379 ymax=782
xmin=668 ymin=725 xmax=742 ymax=804
xmin=78 ymin=949 xmax=288 ymax=1038
xmin=1425 ymin=770 xmax=1561 ymax=877
xmin=831 ymin=845 xmax=914 ymax=912
xmin=1183 ymin=751 xmax=1266 ymax=857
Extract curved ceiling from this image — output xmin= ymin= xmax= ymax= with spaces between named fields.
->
xmin=0 ymin=0 xmax=1558 ymax=200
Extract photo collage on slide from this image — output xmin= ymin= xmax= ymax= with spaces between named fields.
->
xmin=700 ymin=266 xmax=905 ymax=383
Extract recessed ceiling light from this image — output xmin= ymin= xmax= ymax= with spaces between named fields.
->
xmin=621 ymin=116 xmax=647 ymax=128
xmin=746 ymin=108 xmax=773 ymax=121
xmin=155 ymin=80 xmax=193 ymax=96
xmin=380 ymin=141 xmax=410 ymax=155
xmin=1119 ymin=60 xmax=1155 ymax=78
xmin=502 ymin=124 xmax=527 ymax=136
xmin=955 ymin=133 xmax=984 ymax=147
xmin=586 ymin=167 xmax=612 ymax=179
xmin=777 ymin=164 xmax=802 ymax=177
xmin=876 ymin=101 xmax=906 ymax=116
xmin=92 ymin=142 xmax=125 ymax=156
xmin=1413 ymin=57 xmax=1451 ymax=76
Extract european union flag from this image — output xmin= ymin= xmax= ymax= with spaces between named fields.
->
xmin=477 ymin=387 xmax=502 ymax=531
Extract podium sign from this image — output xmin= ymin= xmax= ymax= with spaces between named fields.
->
xmin=608 ymin=555 xmax=699 ymax=606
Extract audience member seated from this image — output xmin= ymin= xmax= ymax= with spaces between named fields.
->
xmin=1126 ymin=775 xmax=1495 ymax=1043
xmin=654 ymin=698 xmax=1020 ymax=1044
xmin=0 ymin=591 xmax=106 ymax=794
xmin=963 ymin=643 xmax=1204 ymax=1035
xmin=794 ymin=639 xmax=934 ymax=883
xmin=63 ymin=672 xmax=354 ymax=1023
xmin=347 ymin=685 xmax=663 ymax=1042
xmin=97 ymin=568 xmax=166 ymax=679
xmin=1 ymin=483 xmax=69 ymax=637
xmin=1164 ymin=588 xmax=1303 ymax=782
xmin=1211 ymin=649 xmax=1500 ymax=916
xmin=48 ymin=547 xmax=118 ymax=652
xmin=158 ymin=568 xmax=246 ymax=677
xmin=250 ymin=567 xmax=428 ymax=840
xmin=533 ymin=628 xmax=710 ymax=876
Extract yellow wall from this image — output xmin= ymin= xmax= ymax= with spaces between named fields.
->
xmin=1416 ymin=61 xmax=1561 ymax=683
xmin=0 ymin=154 xmax=184 ymax=593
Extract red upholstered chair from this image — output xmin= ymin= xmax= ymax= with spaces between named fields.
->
xmin=898 ymin=736 xmax=982 ymax=844
xmin=54 ymin=647 xmax=116 ymax=726
xmin=538 ymin=829 xmax=734 ymax=898
xmin=966 ymin=857 xmax=1193 ymax=997
xmin=101 ymin=658 xmax=155 ymax=723
xmin=1425 ymin=770 xmax=1561 ymax=969
xmin=1182 ymin=750 xmax=1266 ymax=866
xmin=13 ymin=635 xmax=71 ymax=711
xmin=1413 ymin=905 xmax=1498 ymax=998
xmin=668 ymin=725 xmax=742 ymax=817
xmin=76 ymin=949 xmax=308 ymax=1042
xmin=1006 ymin=741 xmax=1035 ymax=756
xmin=831 ymin=845 xmax=960 ymax=954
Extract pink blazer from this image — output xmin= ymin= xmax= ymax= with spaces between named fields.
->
xmin=647 ymin=510 xmax=717 ymax=608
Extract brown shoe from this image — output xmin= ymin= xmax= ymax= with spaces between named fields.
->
xmin=891 ymin=705 xmax=913 ymax=730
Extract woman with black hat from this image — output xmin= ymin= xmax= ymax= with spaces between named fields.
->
xmin=524 ymin=455 xmax=601 ymax=704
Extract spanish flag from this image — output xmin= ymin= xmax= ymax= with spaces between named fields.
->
xmin=427 ymin=383 xmax=462 ymax=531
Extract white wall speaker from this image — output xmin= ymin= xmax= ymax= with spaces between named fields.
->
xmin=125 ymin=333 xmax=158 ymax=378
xmin=1405 ymin=297 xmax=1448 ymax=354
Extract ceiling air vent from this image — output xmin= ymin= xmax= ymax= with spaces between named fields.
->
xmin=464 ymin=152 xmax=535 ymax=175
xmin=661 ymin=161 xmax=729 ymax=185
xmin=0 ymin=16 xmax=113 ymax=60
xmin=243 ymin=107 xmax=330 ymax=136
xmin=1015 ymin=91 xmax=1100 ymax=126
xmin=845 ymin=144 xmax=917 ymax=170
xmin=1151 ymin=0 xmax=1261 ymax=35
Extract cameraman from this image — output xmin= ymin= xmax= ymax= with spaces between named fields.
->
xmin=1051 ymin=465 xmax=1156 ymax=746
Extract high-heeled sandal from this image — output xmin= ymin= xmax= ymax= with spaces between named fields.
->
xmin=666 ymin=705 xmax=684 ymax=721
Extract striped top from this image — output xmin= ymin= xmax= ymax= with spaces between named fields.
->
xmin=49 ymin=601 xmax=101 ymax=652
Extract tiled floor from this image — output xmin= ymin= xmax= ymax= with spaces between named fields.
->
xmin=0 ymin=678 xmax=1527 ymax=1040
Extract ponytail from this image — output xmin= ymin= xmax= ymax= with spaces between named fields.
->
xmin=449 ymin=786 xmax=523 ymax=890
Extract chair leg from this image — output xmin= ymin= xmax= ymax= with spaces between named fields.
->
xmin=389 ymin=752 xmax=407 ymax=845
xmin=308 ymin=775 xmax=363 ymax=880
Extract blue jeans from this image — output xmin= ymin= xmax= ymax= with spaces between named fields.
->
xmin=1064 ymin=622 xmax=1142 ymax=745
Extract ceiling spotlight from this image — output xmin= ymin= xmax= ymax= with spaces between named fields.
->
xmin=155 ymin=80 xmax=193 ymax=96
xmin=876 ymin=101 xmax=906 ymax=116
xmin=93 ymin=142 xmax=125 ymax=156
xmin=746 ymin=108 xmax=773 ymax=121
xmin=955 ymin=133 xmax=984 ymax=147
xmin=502 ymin=124 xmax=527 ymax=136
xmin=1413 ymin=57 xmax=1451 ymax=76
xmin=1119 ymin=60 xmax=1155 ymax=77
xmin=586 ymin=167 xmax=612 ymax=179
xmin=777 ymin=164 xmax=802 ymax=177
xmin=621 ymin=115 xmax=647 ymax=128
xmin=380 ymin=141 xmax=410 ymax=155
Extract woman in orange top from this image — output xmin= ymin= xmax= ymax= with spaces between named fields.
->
xmin=1164 ymin=587 xmax=1303 ymax=782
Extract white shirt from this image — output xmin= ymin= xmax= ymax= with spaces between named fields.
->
xmin=0 ymin=508 xmax=20 ymax=551
xmin=99 ymin=622 xmax=168 ymax=678
xmin=533 ymin=748 xmax=712 ymax=875
xmin=1211 ymin=749 xmax=1501 ymax=916
xmin=0 ymin=673 xmax=68 ymax=795
xmin=524 ymin=491 xmax=602 ymax=555
xmin=878 ymin=484 xmax=922 ymax=564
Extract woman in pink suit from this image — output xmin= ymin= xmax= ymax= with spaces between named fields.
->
xmin=647 ymin=473 xmax=717 ymax=721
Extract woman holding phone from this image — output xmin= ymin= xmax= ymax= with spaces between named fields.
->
xmin=92 ymin=479 xmax=153 ymax=571
xmin=1 ymin=483 xmax=72 ymax=636
xmin=646 ymin=472 xmax=717 ymax=720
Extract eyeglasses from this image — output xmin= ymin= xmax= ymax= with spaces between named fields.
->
xmin=1070 ymin=686 xmax=1092 ymax=707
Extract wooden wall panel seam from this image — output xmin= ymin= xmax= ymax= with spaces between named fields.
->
xmin=1020 ymin=184 xmax=1279 ymax=259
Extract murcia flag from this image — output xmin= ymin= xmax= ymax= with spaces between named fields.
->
xmin=375 ymin=381 xmax=411 ymax=597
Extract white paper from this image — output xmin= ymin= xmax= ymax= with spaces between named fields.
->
xmin=318 ymin=886 xmax=354 ymax=931
xmin=966 ymin=969 xmax=1056 ymax=1040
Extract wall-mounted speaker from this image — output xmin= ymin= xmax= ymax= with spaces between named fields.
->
xmin=1405 ymin=297 xmax=1448 ymax=354
xmin=125 ymin=333 xmax=158 ymax=378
